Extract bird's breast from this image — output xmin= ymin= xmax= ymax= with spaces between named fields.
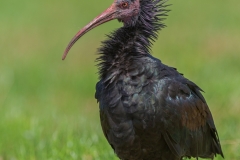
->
xmin=98 ymin=58 xmax=169 ymax=130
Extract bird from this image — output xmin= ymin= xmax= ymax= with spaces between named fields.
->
xmin=62 ymin=0 xmax=224 ymax=159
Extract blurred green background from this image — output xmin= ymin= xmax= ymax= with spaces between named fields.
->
xmin=0 ymin=0 xmax=239 ymax=159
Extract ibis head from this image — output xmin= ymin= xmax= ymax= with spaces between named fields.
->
xmin=62 ymin=0 xmax=140 ymax=60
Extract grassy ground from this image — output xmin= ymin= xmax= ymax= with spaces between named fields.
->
xmin=0 ymin=0 xmax=240 ymax=159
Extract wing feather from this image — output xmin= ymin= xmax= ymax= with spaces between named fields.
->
xmin=158 ymin=77 xmax=223 ymax=158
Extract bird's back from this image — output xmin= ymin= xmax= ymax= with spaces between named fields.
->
xmin=95 ymin=55 xmax=223 ymax=160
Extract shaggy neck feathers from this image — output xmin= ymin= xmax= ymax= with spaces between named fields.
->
xmin=97 ymin=0 xmax=169 ymax=79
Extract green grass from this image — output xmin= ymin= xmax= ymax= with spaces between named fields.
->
xmin=0 ymin=0 xmax=240 ymax=159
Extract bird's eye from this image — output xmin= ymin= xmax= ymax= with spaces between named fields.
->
xmin=121 ymin=2 xmax=129 ymax=8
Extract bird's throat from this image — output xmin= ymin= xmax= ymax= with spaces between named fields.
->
xmin=97 ymin=26 xmax=150 ymax=79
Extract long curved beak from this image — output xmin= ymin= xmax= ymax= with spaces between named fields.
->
xmin=62 ymin=3 xmax=118 ymax=60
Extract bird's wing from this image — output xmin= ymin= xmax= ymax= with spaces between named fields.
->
xmin=158 ymin=77 xmax=223 ymax=158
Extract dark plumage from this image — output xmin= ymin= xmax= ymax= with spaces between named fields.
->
xmin=63 ymin=0 xmax=224 ymax=159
